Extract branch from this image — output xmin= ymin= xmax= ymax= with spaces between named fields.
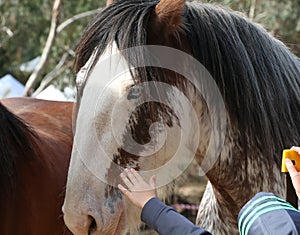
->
xmin=31 ymin=9 xmax=101 ymax=96
xmin=23 ymin=0 xmax=63 ymax=96
xmin=249 ymin=0 xmax=257 ymax=20
xmin=56 ymin=8 xmax=101 ymax=34
xmin=31 ymin=49 xmax=73 ymax=96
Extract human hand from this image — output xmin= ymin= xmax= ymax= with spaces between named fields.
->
xmin=285 ymin=146 xmax=300 ymax=199
xmin=118 ymin=168 xmax=157 ymax=209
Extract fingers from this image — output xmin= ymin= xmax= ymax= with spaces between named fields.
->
xmin=130 ymin=168 xmax=144 ymax=182
xmin=119 ymin=168 xmax=142 ymax=192
xmin=286 ymin=158 xmax=298 ymax=177
xmin=118 ymin=184 xmax=135 ymax=201
xmin=125 ymin=168 xmax=140 ymax=184
xmin=120 ymin=171 xmax=134 ymax=188
xmin=118 ymin=184 xmax=129 ymax=194
xmin=119 ymin=168 xmax=156 ymax=193
xmin=291 ymin=146 xmax=300 ymax=155
xmin=121 ymin=168 xmax=145 ymax=185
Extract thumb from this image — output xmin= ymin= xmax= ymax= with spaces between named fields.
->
xmin=291 ymin=146 xmax=300 ymax=155
xmin=118 ymin=184 xmax=129 ymax=195
xmin=286 ymin=158 xmax=298 ymax=176
xmin=149 ymin=175 xmax=156 ymax=188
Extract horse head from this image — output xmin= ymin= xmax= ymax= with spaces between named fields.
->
xmin=63 ymin=0 xmax=300 ymax=234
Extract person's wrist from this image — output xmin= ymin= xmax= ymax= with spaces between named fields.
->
xmin=140 ymin=195 xmax=156 ymax=209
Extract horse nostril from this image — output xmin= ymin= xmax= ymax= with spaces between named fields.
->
xmin=88 ymin=216 xmax=97 ymax=234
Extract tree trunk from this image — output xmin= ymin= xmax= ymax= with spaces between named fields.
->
xmin=23 ymin=0 xmax=63 ymax=97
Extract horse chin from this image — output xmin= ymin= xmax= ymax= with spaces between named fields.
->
xmin=112 ymin=213 xmax=128 ymax=235
xmin=90 ymin=210 xmax=127 ymax=235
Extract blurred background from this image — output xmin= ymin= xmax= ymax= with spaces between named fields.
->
xmin=0 ymin=0 xmax=299 ymax=233
xmin=0 ymin=0 xmax=299 ymax=99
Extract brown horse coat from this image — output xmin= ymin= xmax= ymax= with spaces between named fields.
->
xmin=0 ymin=98 xmax=73 ymax=235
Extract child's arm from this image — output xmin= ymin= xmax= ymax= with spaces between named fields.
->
xmin=118 ymin=168 xmax=212 ymax=235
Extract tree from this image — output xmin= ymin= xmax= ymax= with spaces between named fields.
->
xmin=0 ymin=0 xmax=105 ymax=93
xmin=0 ymin=0 xmax=51 ymax=82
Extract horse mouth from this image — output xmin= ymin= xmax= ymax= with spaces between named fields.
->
xmin=87 ymin=212 xmax=123 ymax=235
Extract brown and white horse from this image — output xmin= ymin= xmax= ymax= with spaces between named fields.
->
xmin=63 ymin=0 xmax=300 ymax=234
xmin=0 ymin=98 xmax=73 ymax=235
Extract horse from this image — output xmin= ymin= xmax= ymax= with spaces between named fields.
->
xmin=63 ymin=0 xmax=300 ymax=234
xmin=0 ymin=97 xmax=73 ymax=235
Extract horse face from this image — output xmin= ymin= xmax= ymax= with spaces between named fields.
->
xmin=63 ymin=41 xmax=200 ymax=234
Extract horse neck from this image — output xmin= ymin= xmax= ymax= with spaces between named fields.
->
xmin=196 ymin=127 xmax=285 ymax=234
xmin=204 ymin=126 xmax=285 ymax=210
xmin=197 ymin=181 xmax=240 ymax=234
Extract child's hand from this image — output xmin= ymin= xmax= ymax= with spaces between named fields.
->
xmin=118 ymin=168 xmax=157 ymax=209
xmin=286 ymin=146 xmax=300 ymax=199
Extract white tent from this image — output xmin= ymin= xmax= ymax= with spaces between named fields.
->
xmin=0 ymin=74 xmax=75 ymax=101
xmin=36 ymin=85 xmax=71 ymax=101
xmin=0 ymin=74 xmax=25 ymax=98
xmin=19 ymin=57 xmax=40 ymax=73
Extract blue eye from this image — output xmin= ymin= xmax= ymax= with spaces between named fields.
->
xmin=127 ymin=85 xmax=143 ymax=100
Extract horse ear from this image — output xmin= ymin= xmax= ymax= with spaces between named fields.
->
xmin=106 ymin=0 xmax=114 ymax=6
xmin=155 ymin=0 xmax=185 ymax=30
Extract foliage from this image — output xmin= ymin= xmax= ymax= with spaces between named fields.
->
xmin=0 ymin=0 xmax=105 ymax=86
xmin=0 ymin=0 xmax=299 ymax=91
xmin=1 ymin=0 xmax=49 ymax=81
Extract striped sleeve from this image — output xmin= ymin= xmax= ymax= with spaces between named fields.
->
xmin=238 ymin=192 xmax=300 ymax=235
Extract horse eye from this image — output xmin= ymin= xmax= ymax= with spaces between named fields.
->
xmin=127 ymin=85 xmax=143 ymax=100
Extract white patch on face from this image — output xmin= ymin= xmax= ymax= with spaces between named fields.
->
xmin=71 ymin=42 xmax=139 ymax=184
xmin=64 ymin=42 xmax=137 ymax=234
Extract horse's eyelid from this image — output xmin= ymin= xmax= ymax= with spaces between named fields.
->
xmin=127 ymin=84 xmax=136 ymax=89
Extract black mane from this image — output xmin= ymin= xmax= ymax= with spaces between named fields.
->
xmin=75 ymin=0 xmax=300 ymax=165
xmin=0 ymin=102 xmax=38 ymax=195
xmin=185 ymin=3 xmax=300 ymax=161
